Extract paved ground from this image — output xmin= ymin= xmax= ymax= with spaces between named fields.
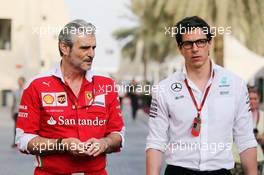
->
xmin=0 ymin=107 xmax=35 ymax=175
xmin=106 ymin=110 xmax=149 ymax=174
xmin=0 ymin=107 xmax=162 ymax=175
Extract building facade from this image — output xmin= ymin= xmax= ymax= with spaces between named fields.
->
xmin=0 ymin=0 xmax=69 ymax=106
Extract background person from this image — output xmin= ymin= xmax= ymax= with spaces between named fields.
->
xmin=11 ymin=76 xmax=25 ymax=148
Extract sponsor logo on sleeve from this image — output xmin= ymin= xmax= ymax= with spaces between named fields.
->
xmin=149 ymin=98 xmax=158 ymax=118
xmin=19 ymin=105 xmax=28 ymax=110
xmin=18 ymin=112 xmax=28 ymax=118
xmin=246 ymin=92 xmax=251 ymax=112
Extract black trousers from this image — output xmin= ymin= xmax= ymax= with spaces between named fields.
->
xmin=164 ymin=165 xmax=231 ymax=175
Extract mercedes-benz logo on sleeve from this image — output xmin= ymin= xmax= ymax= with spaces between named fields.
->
xmin=171 ymin=82 xmax=182 ymax=92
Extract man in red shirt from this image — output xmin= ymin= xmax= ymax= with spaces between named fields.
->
xmin=16 ymin=19 xmax=125 ymax=175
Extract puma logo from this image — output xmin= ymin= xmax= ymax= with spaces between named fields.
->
xmin=42 ymin=81 xmax=50 ymax=87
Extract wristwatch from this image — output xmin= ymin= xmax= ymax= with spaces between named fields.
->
xmin=56 ymin=138 xmax=64 ymax=151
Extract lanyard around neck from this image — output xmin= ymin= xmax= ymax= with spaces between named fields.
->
xmin=184 ymin=71 xmax=214 ymax=118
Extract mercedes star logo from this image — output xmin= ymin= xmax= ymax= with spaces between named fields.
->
xmin=171 ymin=82 xmax=182 ymax=92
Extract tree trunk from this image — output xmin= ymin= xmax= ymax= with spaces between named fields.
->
xmin=213 ymin=34 xmax=224 ymax=67
xmin=143 ymin=52 xmax=148 ymax=83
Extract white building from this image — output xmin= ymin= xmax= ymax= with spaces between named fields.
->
xmin=0 ymin=0 xmax=69 ymax=106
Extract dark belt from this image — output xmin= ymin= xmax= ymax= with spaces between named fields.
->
xmin=165 ymin=165 xmax=231 ymax=175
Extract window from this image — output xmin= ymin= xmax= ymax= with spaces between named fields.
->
xmin=0 ymin=19 xmax=11 ymax=50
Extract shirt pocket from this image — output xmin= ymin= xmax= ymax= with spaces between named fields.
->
xmin=85 ymin=106 xmax=107 ymax=119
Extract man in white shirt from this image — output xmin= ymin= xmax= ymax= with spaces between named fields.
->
xmin=146 ymin=16 xmax=257 ymax=175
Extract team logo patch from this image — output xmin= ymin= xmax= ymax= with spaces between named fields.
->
xmin=86 ymin=91 xmax=93 ymax=100
xmin=219 ymin=76 xmax=230 ymax=87
xmin=93 ymin=94 xmax=105 ymax=107
xmin=42 ymin=93 xmax=55 ymax=106
xmin=57 ymin=95 xmax=66 ymax=104
xmin=171 ymin=82 xmax=182 ymax=92
xmin=42 ymin=92 xmax=68 ymax=107
xmin=85 ymin=91 xmax=94 ymax=106
xmin=56 ymin=92 xmax=68 ymax=106
xmin=47 ymin=116 xmax=57 ymax=125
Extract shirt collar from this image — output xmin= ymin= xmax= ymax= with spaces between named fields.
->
xmin=50 ymin=62 xmax=93 ymax=83
xmin=181 ymin=59 xmax=217 ymax=81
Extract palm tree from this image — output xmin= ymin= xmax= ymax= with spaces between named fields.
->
xmin=113 ymin=0 xmax=175 ymax=82
xmin=164 ymin=0 xmax=264 ymax=66
xmin=114 ymin=0 xmax=264 ymax=81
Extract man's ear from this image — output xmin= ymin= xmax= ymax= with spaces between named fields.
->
xmin=59 ymin=42 xmax=70 ymax=56
xmin=208 ymin=40 xmax=212 ymax=56
xmin=177 ymin=43 xmax=183 ymax=54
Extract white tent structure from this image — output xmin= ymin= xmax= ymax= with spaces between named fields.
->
xmin=157 ymin=35 xmax=264 ymax=84
xmin=117 ymin=34 xmax=264 ymax=85
xmin=224 ymin=35 xmax=264 ymax=83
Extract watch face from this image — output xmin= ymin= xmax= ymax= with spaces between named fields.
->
xmin=56 ymin=138 xmax=64 ymax=151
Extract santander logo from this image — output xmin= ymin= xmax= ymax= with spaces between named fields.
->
xmin=47 ymin=116 xmax=57 ymax=125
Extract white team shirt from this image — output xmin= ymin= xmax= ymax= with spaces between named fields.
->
xmin=146 ymin=61 xmax=257 ymax=171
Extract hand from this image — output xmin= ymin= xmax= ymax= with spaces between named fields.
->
xmin=83 ymin=138 xmax=108 ymax=157
xmin=61 ymin=138 xmax=86 ymax=156
xmin=257 ymin=134 xmax=264 ymax=145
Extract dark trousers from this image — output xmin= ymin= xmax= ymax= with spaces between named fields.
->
xmin=164 ymin=165 xmax=231 ymax=175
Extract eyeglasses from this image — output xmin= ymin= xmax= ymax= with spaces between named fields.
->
xmin=180 ymin=39 xmax=209 ymax=49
